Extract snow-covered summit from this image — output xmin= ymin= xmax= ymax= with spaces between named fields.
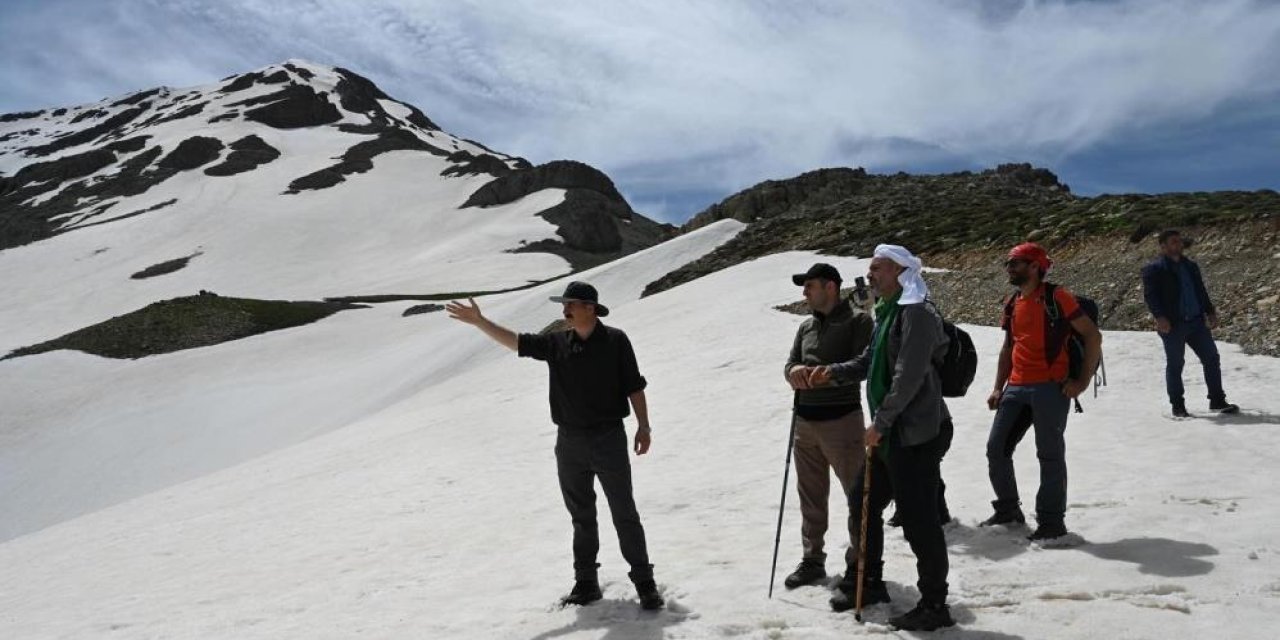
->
xmin=0 ymin=61 xmax=669 ymax=353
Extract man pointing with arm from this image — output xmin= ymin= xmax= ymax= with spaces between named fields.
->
xmin=445 ymin=281 xmax=663 ymax=610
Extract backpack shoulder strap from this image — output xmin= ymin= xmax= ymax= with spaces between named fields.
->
xmin=1043 ymin=282 xmax=1062 ymax=325
xmin=1001 ymin=292 xmax=1017 ymax=330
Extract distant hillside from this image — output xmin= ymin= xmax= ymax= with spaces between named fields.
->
xmin=2 ymin=293 xmax=367 ymax=360
xmin=646 ymin=164 xmax=1279 ymax=356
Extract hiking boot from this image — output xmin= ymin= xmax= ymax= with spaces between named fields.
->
xmin=979 ymin=500 xmax=1025 ymax=527
xmin=1209 ymin=400 xmax=1239 ymax=414
xmin=833 ymin=568 xmax=855 ymax=593
xmin=829 ymin=578 xmax=891 ymax=612
xmin=559 ymin=579 xmax=602 ymax=606
xmin=783 ymin=559 xmax=826 ymax=589
xmin=889 ymin=602 xmax=955 ymax=631
xmin=1027 ymin=521 xmax=1069 ymax=541
xmin=1172 ymin=401 xmax=1191 ymax=418
xmin=635 ymin=579 xmax=664 ymax=610
xmin=862 ymin=579 xmax=891 ymax=606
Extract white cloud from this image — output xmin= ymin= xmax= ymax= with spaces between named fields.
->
xmin=2 ymin=0 xmax=1278 ymax=216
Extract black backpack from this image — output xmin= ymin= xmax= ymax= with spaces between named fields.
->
xmin=1002 ymin=283 xmax=1106 ymax=411
xmin=892 ymin=300 xmax=977 ymax=398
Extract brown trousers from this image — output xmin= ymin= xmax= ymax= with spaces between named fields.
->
xmin=794 ymin=411 xmax=866 ymax=566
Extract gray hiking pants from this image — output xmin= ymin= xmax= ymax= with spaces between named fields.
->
xmin=986 ymin=382 xmax=1070 ymax=524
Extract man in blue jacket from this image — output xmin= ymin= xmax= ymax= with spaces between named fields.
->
xmin=1141 ymin=230 xmax=1238 ymax=418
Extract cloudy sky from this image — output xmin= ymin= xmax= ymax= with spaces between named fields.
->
xmin=3 ymin=0 xmax=1278 ymax=223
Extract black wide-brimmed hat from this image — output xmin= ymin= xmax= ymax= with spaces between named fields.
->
xmin=549 ymin=281 xmax=609 ymax=316
xmin=791 ymin=262 xmax=842 ymax=286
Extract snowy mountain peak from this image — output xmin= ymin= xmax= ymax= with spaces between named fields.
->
xmin=0 ymin=62 xmax=672 ymax=357
xmin=0 ymin=60 xmax=549 ymax=251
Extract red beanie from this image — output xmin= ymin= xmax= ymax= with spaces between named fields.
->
xmin=1008 ymin=242 xmax=1052 ymax=274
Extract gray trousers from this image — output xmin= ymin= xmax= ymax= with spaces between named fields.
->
xmin=986 ymin=383 xmax=1070 ymax=523
xmin=555 ymin=424 xmax=653 ymax=582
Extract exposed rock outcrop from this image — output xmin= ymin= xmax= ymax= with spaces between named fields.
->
xmin=24 ymin=105 xmax=149 ymax=156
xmin=286 ymin=127 xmax=448 ymax=193
xmin=204 ymin=135 xmax=280 ymax=177
xmin=3 ymin=295 xmax=368 ymax=360
xmin=463 ymin=160 xmax=628 ymax=208
xmin=157 ymin=136 xmax=224 ymax=171
xmin=233 ymin=85 xmax=341 ymax=129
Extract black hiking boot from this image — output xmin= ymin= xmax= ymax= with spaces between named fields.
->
xmin=560 ymin=579 xmax=603 ymax=607
xmin=1209 ymin=400 xmax=1239 ymax=414
xmin=1172 ymin=401 xmax=1191 ymax=418
xmin=1027 ymin=521 xmax=1069 ymax=541
xmin=829 ymin=578 xmax=891 ymax=612
xmin=636 ymin=579 xmax=664 ymax=610
xmin=783 ymin=559 xmax=826 ymax=589
xmin=979 ymin=500 xmax=1025 ymax=527
xmin=889 ymin=602 xmax=955 ymax=631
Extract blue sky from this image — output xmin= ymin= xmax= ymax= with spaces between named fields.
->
xmin=3 ymin=0 xmax=1278 ymax=224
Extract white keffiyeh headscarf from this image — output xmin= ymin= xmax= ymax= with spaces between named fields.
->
xmin=873 ymin=244 xmax=928 ymax=305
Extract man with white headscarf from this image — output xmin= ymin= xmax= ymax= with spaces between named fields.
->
xmin=809 ymin=245 xmax=955 ymax=631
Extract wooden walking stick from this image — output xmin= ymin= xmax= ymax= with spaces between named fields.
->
xmin=854 ymin=445 xmax=873 ymax=622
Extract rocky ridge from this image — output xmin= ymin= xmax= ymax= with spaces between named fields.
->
xmin=653 ymin=164 xmax=1279 ymax=357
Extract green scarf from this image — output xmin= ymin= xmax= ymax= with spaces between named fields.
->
xmin=867 ymin=290 xmax=901 ymax=459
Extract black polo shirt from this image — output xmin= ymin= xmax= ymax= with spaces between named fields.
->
xmin=518 ymin=321 xmax=648 ymax=430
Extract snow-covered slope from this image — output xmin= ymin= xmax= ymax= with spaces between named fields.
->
xmin=2 ymin=246 xmax=1278 ymax=639
xmin=0 ymin=60 xmax=664 ymax=354
xmin=0 ymin=219 xmax=744 ymax=542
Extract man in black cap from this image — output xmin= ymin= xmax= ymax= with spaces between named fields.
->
xmin=445 ymin=281 xmax=664 ymax=611
xmin=780 ymin=263 xmax=874 ymax=590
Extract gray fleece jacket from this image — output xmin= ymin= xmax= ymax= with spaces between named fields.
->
xmin=829 ymin=301 xmax=951 ymax=446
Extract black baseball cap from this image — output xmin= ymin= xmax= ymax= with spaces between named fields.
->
xmin=549 ymin=281 xmax=609 ymax=316
xmin=791 ymin=263 xmax=842 ymax=286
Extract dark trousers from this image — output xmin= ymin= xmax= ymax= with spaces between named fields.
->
xmin=935 ymin=421 xmax=953 ymax=521
xmin=987 ymin=383 xmax=1069 ymax=523
xmin=893 ymin=422 xmax=952 ymax=521
xmin=847 ymin=420 xmax=951 ymax=606
xmin=1159 ymin=317 xmax=1226 ymax=405
xmin=555 ymin=424 xmax=652 ymax=582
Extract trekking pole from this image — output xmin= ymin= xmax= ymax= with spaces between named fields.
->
xmin=854 ymin=445 xmax=873 ymax=622
xmin=768 ymin=396 xmax=799 ymax=599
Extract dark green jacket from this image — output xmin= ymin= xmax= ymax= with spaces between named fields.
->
xmin=786 ymin=300 xmax=874 ymax=410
